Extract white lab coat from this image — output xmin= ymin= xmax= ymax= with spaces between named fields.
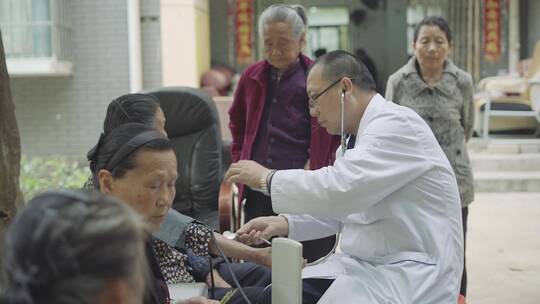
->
xmin=272 ymin=94 xmax=464 ymax=303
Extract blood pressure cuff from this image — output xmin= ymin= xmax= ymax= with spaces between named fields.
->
xmin=105 ymin=130 xmax=167 ymax=171
xmin=185 ymin=249 xmax=211 ymax=282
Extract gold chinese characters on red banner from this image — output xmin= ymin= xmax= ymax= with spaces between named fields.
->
xmin=236 ymin=0 xmax=254 ymax=65
xmin=483 ymin=0 xmax=501 ymax=62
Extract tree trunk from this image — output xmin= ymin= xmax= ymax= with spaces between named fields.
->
xmin=0 ymin=29 xmax=23 ymax=271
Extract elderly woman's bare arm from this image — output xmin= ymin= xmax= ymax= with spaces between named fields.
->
xmin=182 ymin=222 xmax=271 ymax=267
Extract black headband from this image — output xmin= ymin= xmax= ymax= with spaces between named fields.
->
xmin=105 ymin=130 xmax=167 ymax=172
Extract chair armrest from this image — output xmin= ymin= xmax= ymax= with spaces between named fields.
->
xmin=218 ymin=182 xmax=233 ymax=233
xmin=529 ymin=79 xmax=540 ymax=86
xmin=218 ymin=182 xmax=241 ymax=233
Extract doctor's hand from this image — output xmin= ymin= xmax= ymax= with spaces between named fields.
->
xmin=236 ymin=216 xmax=289 ymax=245
xmin=225 ymin=160 xmax=271 ymax=190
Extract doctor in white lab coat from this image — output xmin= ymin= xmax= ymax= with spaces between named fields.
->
xmin=225 ymin=50 xmax=464 ymax=304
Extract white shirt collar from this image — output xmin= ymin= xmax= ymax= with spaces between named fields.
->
xmin=356 ymin=93 xmax=386 ymax=139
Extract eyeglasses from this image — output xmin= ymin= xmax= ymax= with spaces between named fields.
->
xmin=308 ymin=76 xmax=353 ymax=108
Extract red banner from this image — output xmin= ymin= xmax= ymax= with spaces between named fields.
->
xmin=483 ymin=0 xmax=501 ymax=62
xmin=235 ymin=0 xmax=254 ymax=65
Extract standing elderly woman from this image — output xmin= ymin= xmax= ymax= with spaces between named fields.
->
xmin=385 ymin=16 xmax=474 ymax=298
xmin=229 ymin=4 xmax=339 ymax=262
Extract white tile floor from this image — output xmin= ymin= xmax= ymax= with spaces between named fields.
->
xmin=467 ymin=192 xmax=540 ymax=304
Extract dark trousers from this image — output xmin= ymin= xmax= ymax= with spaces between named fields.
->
xmin=257 ymin=278 xmax=334 ymax=304
xmin=461 ymin=207 xmax=468 ymax=296
xmin=211 ymin=262 xmax=333 ymax=304
xmin=245 ymin=189 xmax=337 ymax=263
xmin=211 ymin=262 xmax=271 ymax=304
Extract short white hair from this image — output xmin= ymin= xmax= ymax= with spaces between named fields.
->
xmin=258 ymin=4 xmax=307 ymax=39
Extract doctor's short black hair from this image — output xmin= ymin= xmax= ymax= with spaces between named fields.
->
xmin=309 ymin=50 xmax=376 ymax=92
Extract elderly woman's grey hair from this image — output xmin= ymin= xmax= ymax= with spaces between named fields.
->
xmin=258 ymin=4 xmax=308 ymax=39
xmin=2 ymin=190 xmax=147 ymax=304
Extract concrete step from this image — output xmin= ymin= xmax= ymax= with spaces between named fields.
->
xmin=470 ymin=153 xmax=540 ymax=171
xmin=467 ymin=139 xmax=540 ymax=192
xmin=468 ymin=138 xmax=540 ymax=154
xmin=474 ymin=171 xmax=540 ymax=192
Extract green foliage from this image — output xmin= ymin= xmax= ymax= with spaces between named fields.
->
xmin=20 ymin=155 xmax=91 ymax=201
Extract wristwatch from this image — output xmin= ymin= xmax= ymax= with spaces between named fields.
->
xmin=259 ymin=170 xmax=277 ymax=196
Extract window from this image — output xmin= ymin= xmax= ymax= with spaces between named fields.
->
xmin=307 ymin=6 xmax=350 ymax=58
xmin=0 ymin=0 xmax=72 ymax=76
xmin=406 ymin=3 xmax=442 ymax=55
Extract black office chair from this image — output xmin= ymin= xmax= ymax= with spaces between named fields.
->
xmin=147 ymin=87 xmax=223 ymax=229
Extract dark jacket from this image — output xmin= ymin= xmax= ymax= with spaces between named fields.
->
xmin=229 ymin=54 xmax=340 ymax=200
xmin=145 ymin=236 xmax=171 ymax=304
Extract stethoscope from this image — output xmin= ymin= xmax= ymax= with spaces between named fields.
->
xmin=340 ymin=90 xmax=348 ymax=157
xmin=225 ymin=92 xmax=349 ymax=266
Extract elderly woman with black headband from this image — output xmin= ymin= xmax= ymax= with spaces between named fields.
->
xmin=87 ymin=94 xmax=271 ymax=301
xmin=88 ymin=122 xmax=271 ymax=304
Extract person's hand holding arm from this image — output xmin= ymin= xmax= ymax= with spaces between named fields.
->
xmin=235 ymin=216 xmax=289 ymax=245
xmin=225 ymin=162 xmax=342 ymax=242
xmin=209 ymin=232 xmax=272 ymax=268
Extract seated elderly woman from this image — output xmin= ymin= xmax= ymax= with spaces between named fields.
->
xmin=84 ymin=92 xmax=167 ymax=189
xmin=85 ymin=93 xmax=269 ymax=284
xmin=88 ymin=122 xmax=270 ymax=304
xmin=1 ymin=190 xmax=146 ymax=304
xmin=1 ymin=190 xmax=220 ymax=304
